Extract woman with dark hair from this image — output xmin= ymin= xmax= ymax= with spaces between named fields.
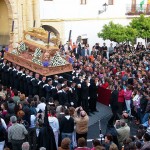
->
xmin=91 ymin=139 xmax=101 ymax=150
xmin=37 ymin=104 xmax=57 ymax=150
xmin=1 ymin=102 xmax=8 ymax=117
xmin=124 ymin=86 xmax=132 ymax=116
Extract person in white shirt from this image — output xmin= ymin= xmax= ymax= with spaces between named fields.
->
xmin=37 ymin=97 xmax=46 ymax=112
xmin=48 ymin=109 xmax=59 ymax=148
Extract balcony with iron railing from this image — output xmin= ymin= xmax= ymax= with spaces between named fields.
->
xmin=126 ymin=4 xmax=150 ymax=15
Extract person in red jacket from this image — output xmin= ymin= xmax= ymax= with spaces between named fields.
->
xmin=118 ymin=85 xmax=125 ymax=115
xmin=124 ymin=86 xmax=132 ymax=116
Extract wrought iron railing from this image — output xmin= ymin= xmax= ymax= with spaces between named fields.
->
xmin=126 ymin=4 xmax=150 ymax=15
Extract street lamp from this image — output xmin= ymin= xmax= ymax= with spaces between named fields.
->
xmin=103 ymin=3 xmax=108 ymax=12
xmin=98 ymin=3 xmax=108 ymax=14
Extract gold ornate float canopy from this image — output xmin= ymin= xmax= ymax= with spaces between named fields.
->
xmin=4 ymin=28 xmax=73 ymax=76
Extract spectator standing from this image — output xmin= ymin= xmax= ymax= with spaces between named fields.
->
xmin=8 ymin=116 xmax=28 ymax=150
xmin=60 ymin=109 xmax=74 ymax=149
xmin=48 ymin=109 xmax=59 ymax=148
xmin=74 ymin=107 xmax=89 ymax=142
xmin=37 ymin=97 xmax=46 ymax=112
xmin=124 ymin=86 xmax=132 ymax=116
xmin=118 ymin=85 xmax=125 ymax=115
xmin=114 ymin=120 xmax=130 ymax=148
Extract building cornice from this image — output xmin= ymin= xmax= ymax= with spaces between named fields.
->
xmin=41 ymin=15 xmax=150 ymax=22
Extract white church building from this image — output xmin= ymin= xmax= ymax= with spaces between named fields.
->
xmin=39 ymin=0 xmax=150 ymax=48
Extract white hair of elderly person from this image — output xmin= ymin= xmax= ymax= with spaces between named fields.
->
xmin=22 ymin=142 xmax=30 ymax=150
xmin=40 ymin=147 xmax=46 ymax=150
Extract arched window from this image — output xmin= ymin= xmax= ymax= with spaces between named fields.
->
xmin=80 ymin=0 xmax=87 ymax=5
xmin=108 ymin=0 xmax=113 ymax=5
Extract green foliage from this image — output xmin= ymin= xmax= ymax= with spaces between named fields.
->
xmin=98 ymin=15 xmax=150 ymax=44
xmin=98 ymin=22 xmax=129 ymax=43
xmin=125 ymin=26 xmax=138 ymax=45
xmin=130 ymin=14 xmax=150 ymax=39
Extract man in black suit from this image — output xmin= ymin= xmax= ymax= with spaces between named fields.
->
xmin=51 ymin=83 xmax=61 ymax=102
xmin=3 ymin=61 xmax=9 ymax=87
xmin=58 ymin=84 xmax=69 ymax=105
xmin=27 ymin=71 xmax=33 ymax=96
xmin=73 ymin=44 xmax=81 ymax=59
xmin=31 ymin=73 xmax=40 ymax=96
xmin=9 ymin=63 xmax=16 ymax=89
xmin=13 ymin=65 xmax=20 ymax=90
xmin=102 ymin=43 xmax=107 ymax=58
xmin=68 ymin=81 xmax=78 ymax=108
xmin=43 ymin=78 xmax=53 ymax=101
xmin=18 ymin=67 xmax=25 ymax=93
xmin=110 ymin=85 xmax=119 ymax=120
xmin=89 ymin=77 xmax=99 ymax=113
xmin=23 ymin=69 xmax=29 ymax=96
xmin=81 ymin=78 xmax=90 ymax=114
xmin=39 ymin=76 xmax=46 ymax=98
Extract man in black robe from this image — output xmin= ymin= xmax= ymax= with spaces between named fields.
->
xmin=13 ymin=65 xmax=20 ymax=90
xmin=39 ymin=76 xmax=46 ymax=98
xmin=58 ymin=84 xmax=69 ymax=105
xmin=68 ymin=81 xmax=78 ymax=108
xmin=23 ymin=69 xmax=29 ymax=96
xmin=27 ymin=71 xmax=33 ymax=96
xmin=89 ymin=78 xmax=99 ymax=113
xmin=31 ymin=73 xmax=40 ymax=96
xmin=43 ymin=78 xmax=53 ymax=101
xmin=81 ymin=78 xmax=90 ymax=114
xmin=110 ymin=85 xmax=119 ymax=120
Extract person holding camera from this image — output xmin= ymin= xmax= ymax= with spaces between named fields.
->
xmin=74 ymin=107 xmax=89 ymax=143
xmin=114 ymin=119 xmax=130 ymax=148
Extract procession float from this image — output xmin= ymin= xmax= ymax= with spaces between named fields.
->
xmin=4 ymin=28 xmax=73 ymax=76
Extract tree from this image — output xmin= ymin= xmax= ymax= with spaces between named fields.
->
xmin=125 ymin=26 xmax=138 ymax=45
xmin=97 ymin=22 xmax=126 ymax=43
xmin=130 ymin=14 xmax=150 ymax=46
xmin=97 ymin=21 xmax=132 ymax=44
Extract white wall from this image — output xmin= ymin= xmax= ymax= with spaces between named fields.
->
xmin=40 ymin=0 xmax=132 ymax=19
xmin=40 ymin=0 xmax=146 ymax=49
xmin=63 ymin=18 xmax=132 ymax=50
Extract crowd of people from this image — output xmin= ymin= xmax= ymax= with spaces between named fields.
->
xmin=0 ymin=41 xmax=150 ymax=150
